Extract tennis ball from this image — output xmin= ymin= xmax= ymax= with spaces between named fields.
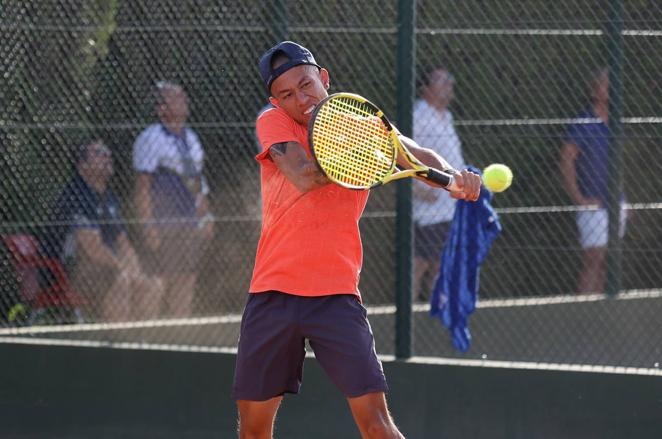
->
xmin=482 ymin=163 xmax=513 ymax=193
xmin=7 ymin=303 xmax=28 ymax=323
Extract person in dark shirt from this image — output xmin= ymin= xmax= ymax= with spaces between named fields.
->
xmin=560 ymin=68 xmax=627 ymax=294
xmin=53 ymin=140 xmax=163 ymax=321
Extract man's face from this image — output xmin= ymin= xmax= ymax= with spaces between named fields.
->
xmin=270 ymin=64 xmax=330 ymax=125
xmin=427 ymin=69 xmax=455 ymax=107
xmin=591 ymin=71 xmax=609 ymax=103
xmin=158 ymin=86 xmax=190 ymax=124
xmin=82 ymin=141 xmax=113 ymax=179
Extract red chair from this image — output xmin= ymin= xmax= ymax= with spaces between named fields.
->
xmin=1 ymin=234 xmax=85 ymax=324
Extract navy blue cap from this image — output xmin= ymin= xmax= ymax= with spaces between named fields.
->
xmin=259 ymin=41 xmax=320 ymax=95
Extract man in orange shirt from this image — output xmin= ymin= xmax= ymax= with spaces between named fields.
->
xmin=233 ymin=41 xmax=481 ymax=438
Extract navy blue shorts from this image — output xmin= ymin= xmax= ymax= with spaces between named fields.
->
xmin=232 ymin=291 xmax=388 ymax=401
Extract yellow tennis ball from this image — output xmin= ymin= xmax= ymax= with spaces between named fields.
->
xmin=482 ymin=163 xmax=513 ymax=193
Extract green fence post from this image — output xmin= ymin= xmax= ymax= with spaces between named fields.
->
xmin=606 ymin=0 xmax=624 ymax=297
xmin=395 ymin=0 xmax=416 ymax=359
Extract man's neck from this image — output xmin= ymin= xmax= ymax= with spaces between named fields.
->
xmin=80 ymin=172 xmax=107 ymax=194
xmin=424 ymin=96 xmax=448 ymax=114
xmin=163 ymin=121 xmax=185 ymax=136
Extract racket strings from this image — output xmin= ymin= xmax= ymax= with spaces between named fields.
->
xmin=313 ymin=97 xmax=395 ymax=188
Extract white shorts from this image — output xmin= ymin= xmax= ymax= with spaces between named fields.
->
xmin=576 ymin=207 xmax=627 ymax=249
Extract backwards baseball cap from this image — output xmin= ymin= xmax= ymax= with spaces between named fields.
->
xmin=259 ymin=41 xmax=321 ymax=95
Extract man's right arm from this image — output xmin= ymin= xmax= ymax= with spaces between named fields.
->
xmin=134 ymin=173 xmax=153 ymax=221
xmin=134 ymin=173 xmax=160 ymax=249
xmin=132 ymin=130 xmax=157 ymax=226
xmin=268 ymin=141 xmax=329 ymax=193
xmin=560 ymin=141 xmax=592 ymax=205
xmin=75 ymin=228 xmax=122 ymax=269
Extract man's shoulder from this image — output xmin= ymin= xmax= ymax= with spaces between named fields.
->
xmin=184 ymin=126 xmax=203 ymax=145
xmin=135 ymin=123 xmax=162 ymax=143
xmin=256 ymin=105 xmax=292 ymax=125
xmin=568 ymin=109 xmax=595 ymax=124
xmin=56 ymin=177 xmax=94 ymax=212
xmin=60 ymin=175 xmax=87 ymax=196
xmin=257 ymin=103 xmax=275 ymax=118
xmin=255 ymin=105 xmax=301 ymax=142
xmin=139 ymin=123 xmax=161 ymax=133
xmin=565 ymin=109 xmax=596 ymax=137
xmin=413 ymin=99 xmax=450 ymax=123
xmin=413 ymin=98 xmax=429 ymax=114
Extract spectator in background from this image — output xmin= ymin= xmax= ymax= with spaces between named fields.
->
xmin=413 ymin=67 xmax=466 ymax=302
xmin=52 ymin=140 xmax=162 ymax=321
xmin=560 ymin=68 xmax=627 ymax=294
xmin=133 ymin=81 xmax=214 ymax=318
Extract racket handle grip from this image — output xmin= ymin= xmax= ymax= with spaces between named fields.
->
xmin=425 ymin=168 xmax=454 ymax=189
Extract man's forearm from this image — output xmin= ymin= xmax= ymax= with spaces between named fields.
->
xmin=134 ymin=175 xmax=154 ymax=223
xmin=77 ymin=234 xmax=122 ymax=270
xmin=399 ymin=135 xmax=455 ymax=172
xmin=269 ymin=141 xmax=330 ymax=193
xmin=560 ymin=160 xmax=584 ymax=204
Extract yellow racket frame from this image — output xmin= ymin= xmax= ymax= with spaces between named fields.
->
xmin=309 ymin=92 xmax=452 ymax=190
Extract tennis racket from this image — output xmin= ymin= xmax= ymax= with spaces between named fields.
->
xmin=308 ymin=92 xmax=456 ymax=190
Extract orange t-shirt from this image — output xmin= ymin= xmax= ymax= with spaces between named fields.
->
xmin=249 ymin=105 xmax=369 ymax=298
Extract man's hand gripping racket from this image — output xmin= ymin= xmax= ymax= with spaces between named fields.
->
xmin=308 ymin=93 xmax=480 ymax=201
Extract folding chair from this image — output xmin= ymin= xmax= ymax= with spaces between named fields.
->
xmin=1 ymin=233 xmax=85 ymax=325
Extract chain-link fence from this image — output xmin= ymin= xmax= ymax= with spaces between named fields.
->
xmin=1 ymin=1 xmax=661 ymax=372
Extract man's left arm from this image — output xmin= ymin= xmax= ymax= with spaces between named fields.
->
xmin=117 ymin=233 xmax=139 ymax=268
xmin=398 ymin=134 xmax=481 ymax=201
xmin=398 ymin=134 xmax=454 ymax=173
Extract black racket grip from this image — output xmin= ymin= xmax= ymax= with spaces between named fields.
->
xmin=425 ymin=168 xmax=454 ymax=189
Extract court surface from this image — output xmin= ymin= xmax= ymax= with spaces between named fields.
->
xmin=2 ymin=289 xmax=660 ymax=375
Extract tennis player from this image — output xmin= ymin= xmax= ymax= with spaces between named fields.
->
xmin=232 ymin=41 xmax=481 ymax=438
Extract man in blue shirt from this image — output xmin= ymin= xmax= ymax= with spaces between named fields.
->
xmin=53 ymin=140 xmax=163 ymax=321
xmin=560 ymin=69 xmax=627 ymax=294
